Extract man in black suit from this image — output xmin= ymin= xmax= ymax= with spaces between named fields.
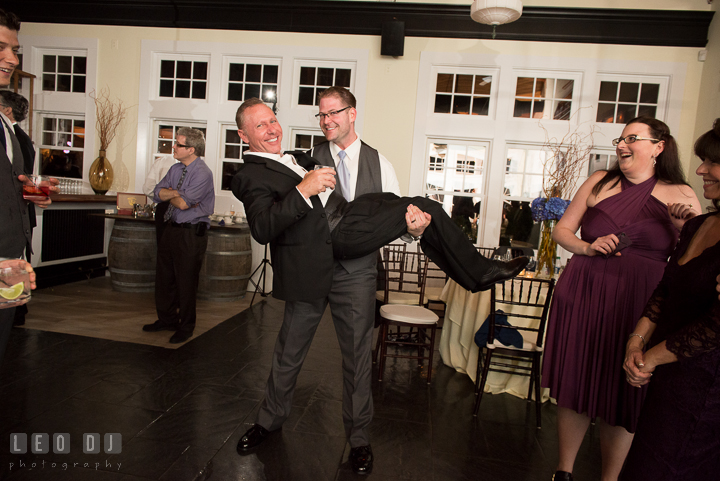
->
xmin=0 ymin=9 xmax=57 ymax=365
xmin=232 ymin=98 xmax=527 ymax=470
xmin=0 ymin=90 xmax=35 ymax=326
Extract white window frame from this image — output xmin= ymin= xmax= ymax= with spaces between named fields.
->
xmin=152 ymin=53 xmax=211 ymax=102
xmin=38 ymin=48 xmax=88 ymax=94
xmin=222 ymin=56 xmax=282 ymax=104
xmin=422 ymin=137 xmax=491 ymax=244
xmin=292 ymin=59 xmax=356 ymax=110
xmin=36 ymin=112 xmax=86 ymax=178
xmin=509 ymin=69 xmax=583 ymax=124
xmin=23 ymin=37 xmax=98 ymax=180
xmin=430 ymin=66 xmax=499 ymax=119
xmin=288 ymin=128 xmax=325 ymax=152
xmin=594 ymin=73 xmax=670 ymax=124
xmin=410 ymin=51 xmax=687 ymax=250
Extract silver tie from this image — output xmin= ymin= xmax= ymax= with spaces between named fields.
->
xmin=336 ymin=150 xmax=352 ymax=201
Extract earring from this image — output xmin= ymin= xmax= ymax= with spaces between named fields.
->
xmin=652 ymin=156 xmax=657 ymax=167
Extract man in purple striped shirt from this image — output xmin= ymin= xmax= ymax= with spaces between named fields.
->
xmin=142 ymin=127 xmax=215 ymax=344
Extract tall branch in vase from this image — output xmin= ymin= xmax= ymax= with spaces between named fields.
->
xmin=532 ymin=109 xmax=598 ymax=276
xmin=88 ymin=88 xmax=130 ymax=194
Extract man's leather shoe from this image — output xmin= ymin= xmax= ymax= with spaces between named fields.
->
xmin=237 ymin=424 xmax=270 ymax=453
xmin=476 ymin=256 xmax=530 ymax=291
xmin=349 ymin=445 xmax=373 ymax=475
xmin=552 ymin=471 xmax=573 ymax=481
xmin=142 ymin=321 xmax=177 ymax=332
xmin=169 ymin=330 xmax=193 ymax=344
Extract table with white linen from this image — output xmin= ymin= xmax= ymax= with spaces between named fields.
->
xmin=438 ymin=278 xmax=551 ymax=401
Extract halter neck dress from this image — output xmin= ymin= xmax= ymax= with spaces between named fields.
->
xmin=541 ymin=176 xmax=678 ymax=431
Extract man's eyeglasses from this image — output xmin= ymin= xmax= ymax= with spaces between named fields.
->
xmin=174 ymin=142 xmax=188 ymax=148
xmin=315 ymin=106 xmax=351 ymax=120
xmin=612 ymin=135 xmax=661 ymax=146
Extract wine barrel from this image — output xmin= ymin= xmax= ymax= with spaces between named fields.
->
xmin=198 ymin=226 xmax=252 ymax=301
xmin=108 ymin=219 xmax=157 ymax=292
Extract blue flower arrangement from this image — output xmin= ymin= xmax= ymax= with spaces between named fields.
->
xmin=530 ymin=196 xmax=571 ymax=222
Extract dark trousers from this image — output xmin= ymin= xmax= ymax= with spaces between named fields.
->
xmin=331 ymin=194 xmax=494 ymax=293
xmin=256 ymin=259 xmax=376 ymax=447
xmin=154 ymin=223 xmax=208 ymax=333
xmin=0 ymin=307 xmax=14 ymax=364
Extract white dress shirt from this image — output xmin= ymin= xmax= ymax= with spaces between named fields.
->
xmin=0 ymin=111 xmax=14 ymax=164
xmin=317 ymin=137 xmax=401 ymax=198
xmin=143 ymin=154 xmax=178 ymax=197
xmin=250 ymin=152 xmax=332 ymax=208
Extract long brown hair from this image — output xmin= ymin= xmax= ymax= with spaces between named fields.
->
xmin=592 ymin=117 xmax=688 ymax=195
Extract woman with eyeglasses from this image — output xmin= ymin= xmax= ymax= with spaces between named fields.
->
xmin=541 ymin=117 xmax=700 ymax=481
xmin=620 ymin=120 xmax=720 ymax=481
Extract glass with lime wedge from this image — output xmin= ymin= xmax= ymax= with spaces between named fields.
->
xmin=0 ymin=266 xmax=31 ymax=307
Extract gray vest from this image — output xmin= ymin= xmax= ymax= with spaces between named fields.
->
xmin=312 ymin=141 xmax=384 ymax=273
xmin=312 ymin=141 xmax=382 ymax=199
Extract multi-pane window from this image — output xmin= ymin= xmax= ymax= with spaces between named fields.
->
xmin=501 ymin=147 xmax=553 ymax=249
xmin=434 ymin=73 xmax=492 ymax=116
xmin=228 ymin=63 xmax=279 ymax=102
xmin=587 ymin=152 xmax=619 ymax=176
xmin=424 ymin=142 xmax=487 ymax=243
xmin=298 ymin=66 xmax=351 ymax=106
xmin=504 ymin=147 xmax=548 ymax=199
xmin=596 ymin=81 xmax=660 ymax=123
xmin=42 ymin=54 xmax=86 ymax=93
xmin=513 ymin=77 xmax=574 ymax=120
xmin=39 ymin=115 xmax=85 ymax=179
xmin=221 ymin=126 xmax=248 ymax=191
xmin=154 ymin=123 xmax=207 ymax=161
xmin=159 ymin=59 xmax=208 ymax=99
xmin=294 ymin=133 xmax=326 ymax=151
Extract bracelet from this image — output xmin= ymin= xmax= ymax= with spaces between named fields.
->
xmin=628 ymin=333 xmax=646 ymax=348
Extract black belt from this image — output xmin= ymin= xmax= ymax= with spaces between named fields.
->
xmin=170 ymin=222 xmax=194 ymax=229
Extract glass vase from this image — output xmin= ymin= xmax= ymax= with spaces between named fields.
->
xmin=89 ymin=150 xmax=114 ymax=195
xmin=536 ymin=219 xmax=557 ymax=278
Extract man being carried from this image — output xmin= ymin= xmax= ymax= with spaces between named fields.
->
xmin=232 ymin=98 xmax=527 ymax=471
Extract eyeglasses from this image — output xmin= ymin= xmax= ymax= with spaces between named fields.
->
xmin=174 ymin=142 xmax=188 ymax=148
xmin=315 ymin=106 xmax=351 ymax=120
xmin=611 ymin=135 xmax=661 ymax=146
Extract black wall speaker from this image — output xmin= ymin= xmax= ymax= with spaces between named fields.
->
xmin=381 ymin=20 xmax=405 ymax=57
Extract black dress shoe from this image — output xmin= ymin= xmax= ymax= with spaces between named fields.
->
xmin=475 ymin=256 xmax=530 ymax=291
xmin=142 ymin=321 xmax=177 ymax=332
xmin=349 ymin=445 xmax=373 ymax=475
xmin=237 ymin=424 xmax=270 ymax=453
xmin=169 ymin=330 xmax=193 ymax=344
xmin=552 ymin=471 xmax=574 ymax=481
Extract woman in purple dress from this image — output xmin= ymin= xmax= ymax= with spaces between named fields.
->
xmin=622 ymin=120 xmax=720 ymax=481
xmin=541 ymin=117 xmax=700 ymax=481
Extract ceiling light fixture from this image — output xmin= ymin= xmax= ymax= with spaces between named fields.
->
xmin=471 ymin=0 xmax=523 ymax=39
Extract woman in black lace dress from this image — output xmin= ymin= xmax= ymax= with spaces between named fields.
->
xmin=622 ymin=120 xmax=720 ymax=480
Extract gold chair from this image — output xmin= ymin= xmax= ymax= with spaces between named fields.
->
xmin=472 ymin=277 xmax=555 ymax=428
xmin=376 ymin=246 xmax=439 ymax=384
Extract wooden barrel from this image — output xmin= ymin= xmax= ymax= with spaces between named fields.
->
xmin=108 ymin=219 xmax=157 ymax=292
xmin=198 ymin=226 xmax=252 ymax=301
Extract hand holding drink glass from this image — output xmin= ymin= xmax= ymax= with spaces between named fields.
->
xmin=0 ymin=260 xmax=35 ymax=309
xmin=21 ymin=175 xmax=59 ymax=204
xmin=312 ymin=165 xmax=336 ymax=191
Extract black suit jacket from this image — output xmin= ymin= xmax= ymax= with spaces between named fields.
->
xmin=14 ymin=124 xmax=36 ymax=230
xmin=230 ymin=153 xmax=334 ymax=302
xmin=0 ymin=120 xmax=32 ymax=259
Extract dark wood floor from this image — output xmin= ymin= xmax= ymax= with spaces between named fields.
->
xmin=0 ymin=283 xmax=602 ymax=480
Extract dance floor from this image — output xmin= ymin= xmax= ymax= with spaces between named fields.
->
xmin=0 ymin=278 xmax=602 ymax=480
